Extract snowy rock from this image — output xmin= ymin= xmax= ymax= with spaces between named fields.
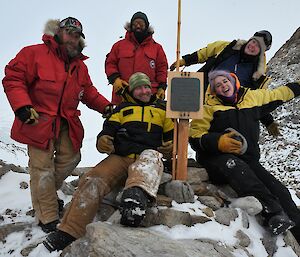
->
xmin=214 ymin=208 xmax=239 ymax=226
xmin=235 ymin=229 xmax=251 ymax=247
xmin=198 ymin=196 xmax=222 ymax=210
xmin=230 ymin=196 xmax=263 ymax=216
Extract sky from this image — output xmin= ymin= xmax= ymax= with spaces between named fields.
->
xmin=0 ymin=170 xmax=298 ymax=256
xmin=0 ymin=0 xmax=299 ymax=167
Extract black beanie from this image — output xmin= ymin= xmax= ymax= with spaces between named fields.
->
xmin=130 ymin=11 xmax=149 ymax=29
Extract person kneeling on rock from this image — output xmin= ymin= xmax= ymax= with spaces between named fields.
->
xmin=43 ymin=72 xmax=174 ymax=252
xmin=189 ymin=70 xmax=300 ymax=242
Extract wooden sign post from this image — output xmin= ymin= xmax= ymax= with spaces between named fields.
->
xmin=167 ymin=0 xmax=204 ymax=180
xmin=166 ymin=72 xmax=204 ymax=180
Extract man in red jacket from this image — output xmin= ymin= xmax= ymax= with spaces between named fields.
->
xmin=105 ymin=11 xmax=168 ymax=105
xmin=2 ymin=17 xmax=112 ymax=233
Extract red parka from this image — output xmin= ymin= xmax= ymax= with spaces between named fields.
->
xmin=105 ymin=28 xmax=168 ymax=104
xmin=2 ymin=34 xmax=110 ymax=151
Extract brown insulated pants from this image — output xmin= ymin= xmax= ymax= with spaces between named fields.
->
xmin=28 ymin=120 xmax=81 ymax=224
xmin=59 ymin=150 xmax=163 ymax=238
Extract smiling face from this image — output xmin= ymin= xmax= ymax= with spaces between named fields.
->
xmin=213 ymin=76 xmax=235 ymax=97
xmin=132 ymin=84 xmax=152 ymax=102
xmin=132 ymin=18 xmax=146 ymax=32
xmin=244 ymin=39 xmax=261 ymax=56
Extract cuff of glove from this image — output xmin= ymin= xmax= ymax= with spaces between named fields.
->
xmin=108 ymin=73 xmax=121 ymax=84
xmin=158 ymin=83 xmax=167 ymax=91
xmin=182 ymin=51 xmax=199 ymax=66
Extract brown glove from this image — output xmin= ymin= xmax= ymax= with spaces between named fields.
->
xmin=266 ymin=122 xmax=281 ymax=137
xmin=157 ymin=141 xmax=173 ymax=159
xmin=156 ymin=88 xmax=165 ymax=100
xmin=96 ymin=135 xmax=115 ymax=154
xmin=113 ymin=78 xmax=129 ymax=96
xmin=170 ymin=59 xmax=186 ymax=71
xmin=218 ymin=132 xmax=242 ymax=155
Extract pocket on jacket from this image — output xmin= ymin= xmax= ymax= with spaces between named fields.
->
xmin=19 ymin=114 xmax=55 ymax=144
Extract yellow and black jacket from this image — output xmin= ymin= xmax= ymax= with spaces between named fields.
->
xmin=182 ymin=40 xmax=269 ymax=90
xmin=98 ymin=96 xmax=174 ymax=157
xmin=189 ymin=82 xmax=300 ymax=162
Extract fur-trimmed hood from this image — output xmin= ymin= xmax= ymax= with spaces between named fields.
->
xmin=233 ymin=39 xmax=266 ymax=81
xmin=43 ymin=19 xmax=86 ymax=49
xmin=124 ymin=21 xmax=154 ymax=35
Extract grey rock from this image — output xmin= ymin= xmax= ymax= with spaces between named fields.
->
xmin=240 ymin=211 xmax=250 ymax=229
xmin=165 ymin=180 xmax=194 ymax=203
xmin=60 ymin=181 xmax=76 ymax=195
xmin=230 ymin=196 xmax=263 ymax=216
xmin=187 ymin=167 xmax=209 ymax=184
xmin=283 ymin=231 xmax=300 ymax=257
xmin=214 ymin=208 xmax=238 ymax=226
xmin=198 ymin=196 xmax=222 ymax=211
xmin=235 ymin=229 xmax=251 ymax=247
xmin=64 ymin=222 xmax=236 ymax=257
xmin=0 ymin=222 xmax=32 ymax=243
xmin=261 ymin=231 xmax=278 ymax=257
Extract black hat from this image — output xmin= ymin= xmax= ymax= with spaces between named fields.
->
xmin=59 ymin=17 xmax=85 ymax=39
xmin=252 ymin=30 xmax=272 ymax=51
xmin=130 ymin=11 xmax=149 ymax=29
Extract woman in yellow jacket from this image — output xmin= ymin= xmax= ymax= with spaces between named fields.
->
xmin=189 ymin=70 xmax=300 ymax=242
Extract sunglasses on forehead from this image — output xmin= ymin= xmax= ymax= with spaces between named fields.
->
xmin=59 ymin=17 xmax=85 ymax=38
xmin=60 ymin=17 xmax=82 ymax=30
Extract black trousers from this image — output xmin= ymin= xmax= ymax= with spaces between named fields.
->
xmin=197 ymin=153 xmax=300 ymax=224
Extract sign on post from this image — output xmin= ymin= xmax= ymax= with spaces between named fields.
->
xmin=167 ymin=71 xmax=204 ymax=119
xmin=166 ymin=71 xmax=204 ymax=180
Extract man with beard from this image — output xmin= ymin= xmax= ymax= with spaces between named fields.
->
xmin=105 ymin=12 xmax=168 ymax=105
xmin=170 ymin=31 xmax=280 ymax=137
xmin=2 ymin=17 xmax=112 ymax=233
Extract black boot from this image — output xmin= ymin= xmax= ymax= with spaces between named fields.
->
xmin=57 ymin=198 xmax=64 ymax=217
xmin=43 ymin=230 xmax=75 ymax=252
xmin=120 ymin=187 xmax=149 ymax=227
xmin=268 ymin=212 xmax=295 ymax=235
xmin=38 ymin=219 xmax=59 ymax=233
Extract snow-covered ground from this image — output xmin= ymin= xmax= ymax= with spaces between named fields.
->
xmin=0 ymin=170 xmax=298 ymax=257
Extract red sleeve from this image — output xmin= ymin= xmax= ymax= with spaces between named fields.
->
xmin=2 ymin=46 xmax=36 ymax=111
xmin=105 ymin=42 xmax=120 ymax=80
xmin=155 ymin=44 xmax=168 ymax=85
xmin=80 ymin=68 xmax=110 ymax=113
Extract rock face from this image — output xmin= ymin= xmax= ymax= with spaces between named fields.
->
xmin=63 ymin=222 xmax=237 ymax=257
xmin=260 ymin=27 xmax=300 ymax=190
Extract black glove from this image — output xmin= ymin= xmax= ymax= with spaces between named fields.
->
xmin=15 ymin=106 xmax=39 ymax=124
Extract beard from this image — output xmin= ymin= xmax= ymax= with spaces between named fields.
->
xmin=64 ymin=42 xmax=80 ymax=58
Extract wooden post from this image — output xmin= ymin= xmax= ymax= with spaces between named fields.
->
xmin=176 ymin=119 xmax=189 ymax=180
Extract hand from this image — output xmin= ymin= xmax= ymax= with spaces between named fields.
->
xmin=266 ymin=122 xmax=281 ymax=137
xmin=102 ymin=104 xmax=114 ymax=118
xmin=157 ymin=141 xmax=173 ymax=159
xmin=113 ymin=78 xmax=129 ymax=96
xmin=15 ymin=106 xmax=39 ymax=125
xmin=96 ymin=135 xmax=115 ymax=154
xmin=156 ymin=88 xmax=165 ymax=100
xmin=218 ymin=131 xmax=242 ymax=155
xmin=169 ymin=59 xmax=186 ymax=71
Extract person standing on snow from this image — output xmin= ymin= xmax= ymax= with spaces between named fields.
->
xmin=189 ymin=70 xmax=300 ymax=241
xmin=2 ymin=17 xmax=112 ymax=233
xmin=105 ymin=11 xmax=168 ymax=105
xmin=170 ymin=30 xmax=280 ymax=137
xmin=43 ymin=72 xmax=174 ymax=252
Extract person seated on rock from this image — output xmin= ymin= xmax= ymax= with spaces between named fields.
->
xmin=43 ymin=72 xmax=174 ymax=252
xmin=189 ymin=70 xmax=300 ymax=242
